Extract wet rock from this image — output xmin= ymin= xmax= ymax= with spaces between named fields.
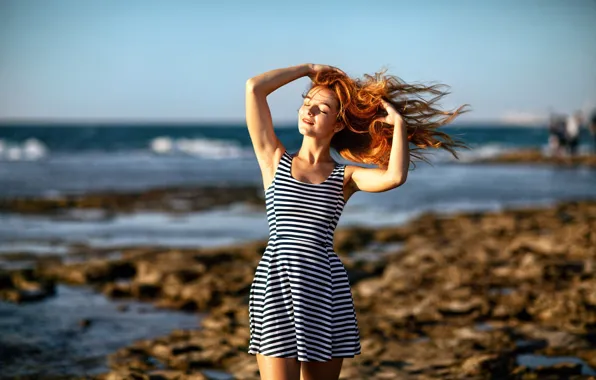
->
xmin=41 ymin=259 xmax=135 ymax=284
xmin=27 ymin=199 xmax=596 ymax=379
xmin=0 ymin=268 xmax=56 ymax=303
xmin=104 ymin=282 xmax=133 ymax=298
xmin=334 ymin=227 xmax=376 ymax=255
xmin=534 ymin=362 xmax=583 ymax=376
xmin=475 ymin=149 xmax=596 ymax=167
xmin=0 ymin=185 xmax=265 ymax=215
xmin=438 ymin=297 xmax=486 ymax=316
xmin=106 ymin=368 xmax=150 ymax=380
xmin=460 ymin=354 xmax=502 ymax=376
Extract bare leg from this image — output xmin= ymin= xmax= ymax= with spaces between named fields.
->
xmin=300 ymin=358 xmax=344 ymax=380
xmin=256 ymin=353 xmax=301 ymax=380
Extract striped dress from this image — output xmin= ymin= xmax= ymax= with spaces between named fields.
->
xmin=248 ymin=150 xmax=361 ymax=362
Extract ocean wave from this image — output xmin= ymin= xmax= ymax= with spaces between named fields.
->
xmin=150 ymin=136 xmax=250 ymax=159
xmin=0 ymin=138 xmax=48 ymax=161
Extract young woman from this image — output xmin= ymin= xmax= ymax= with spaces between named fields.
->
xmin=245 ymin=63 xmax=467 ymax=380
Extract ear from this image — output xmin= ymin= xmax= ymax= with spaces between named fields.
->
xmin=334 ymin=121 xmax=345 ymax=133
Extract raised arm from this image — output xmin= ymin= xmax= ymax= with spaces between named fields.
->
xmin=245 ymin=64 xmax=312 ymax=190
xmin=347 ymin=99 xmax=409 ymax=194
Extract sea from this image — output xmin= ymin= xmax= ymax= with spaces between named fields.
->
xmin=1 ymin=122 xmax=595 ymax=248
xmin=0 ymin=122 xmax=595 ymax=377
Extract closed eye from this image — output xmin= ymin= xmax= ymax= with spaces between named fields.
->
xmin=303 ymin=101 xmax=329 ymax=114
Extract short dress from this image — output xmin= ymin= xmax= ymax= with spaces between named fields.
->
xmin=247 ymin=150 xmax=361 ymax=362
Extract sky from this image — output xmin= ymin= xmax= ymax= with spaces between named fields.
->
xmin=0 ymin=0 xmax=595 ymax=125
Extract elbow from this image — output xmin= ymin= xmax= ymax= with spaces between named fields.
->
xmin=245 ymin=78 xmax=263 ymax=94
xmin=246 ymin=78 xmax=257 ymax=92
xmin=390 ymin=173 xmax=407 ymax=188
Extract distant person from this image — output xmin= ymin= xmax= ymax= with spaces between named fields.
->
xmin=244 ymin=63 xmax=469 ymax=379
xmin=565 ymin=111 xmax=581 ymax=156
xmin=590 ymin=110 xmax=596 ymax=153
xmin=548 ymin=113 xmax=567 ymax=157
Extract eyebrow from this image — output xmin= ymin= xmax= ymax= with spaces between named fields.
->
xmin=304 ymin=95 xmax=333 ymax=110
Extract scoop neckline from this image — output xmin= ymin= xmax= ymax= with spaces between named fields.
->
xmin=287 ymin=151 xmax=339 ymax=186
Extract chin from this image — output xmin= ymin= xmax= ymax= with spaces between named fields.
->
xmin=297 ymin=122 xmax=313 ymax=134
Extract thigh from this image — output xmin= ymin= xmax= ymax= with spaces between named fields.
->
xmin=300 ymin=358 xmax=344 ymax=380
xmin=256 ymin=353 xmax=301 ymax=380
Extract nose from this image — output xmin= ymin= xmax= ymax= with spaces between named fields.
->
xmin=305 ymin=105 xmax=318 ymax=116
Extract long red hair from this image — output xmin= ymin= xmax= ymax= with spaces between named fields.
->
xmin=309 ymin=70 xmax=470 ymax=168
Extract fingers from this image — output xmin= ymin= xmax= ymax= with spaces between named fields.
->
xmin=319 ymin=64 xmax=346 ymax=76
xmin=333 ymin=67 xmax=347 ymax=76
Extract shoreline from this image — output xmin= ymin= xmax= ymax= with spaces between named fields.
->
xmin=471 ymin=149 xmax=596 ymax=167
xmin=0 ymin=151 xmax=594 ymax=217
xmin=2 ymin=199 xmax=596 ymax=379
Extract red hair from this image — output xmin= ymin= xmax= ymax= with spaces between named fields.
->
xmin=309 ymin=70 xmax=470 ymax=168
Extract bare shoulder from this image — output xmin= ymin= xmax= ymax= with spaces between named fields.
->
xmin=344 ymin=164 xmax=357 ymax=179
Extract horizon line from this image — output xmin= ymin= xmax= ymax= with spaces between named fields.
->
xmin=0 ymin=118 xmax=548 ymax=127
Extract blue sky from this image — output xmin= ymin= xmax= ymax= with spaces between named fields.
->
xmin=0 ymin=0 xmax=595 ymax=124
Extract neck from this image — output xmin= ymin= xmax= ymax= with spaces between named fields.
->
xmin=296 ymin=138 xmax=333 ymax=164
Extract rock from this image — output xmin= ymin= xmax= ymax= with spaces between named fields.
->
xmin=147 ymin=369 xmax=191 ymax=380
xmin=41 ymin=259 xmax=135 ymax=284
xmin=181 ymin=373 xmax=209 ymax=380
xmin=104 ymin=282 xmax=132 ymax=298
xmin=0 ymin=268 xmax=56 ymax=303
xmin=131 ymin=283 xmax=162 ymax=300
xmin=476 ymin=149 xmax=596 ymax=167
xmin=438 ymin=298 xmax=485 ymax=316
xmin=460 ymin=354 xmax=501 ymax=375
xmin=534 ymin=362 xmax=583 ymax=376
xmin=106 ymin=369 xmax=150 ymax=380
xmin=27 ymin=199 xmax=596 ymax=380
xmin=334 ymin=227 xmax=375 ymax=255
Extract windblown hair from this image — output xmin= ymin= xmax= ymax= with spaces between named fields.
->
xmin=308 ymin=70 xmax=470 ymax=168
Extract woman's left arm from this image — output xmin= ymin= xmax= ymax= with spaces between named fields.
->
xmin=348 ymin=99 xmax=409 ymax=193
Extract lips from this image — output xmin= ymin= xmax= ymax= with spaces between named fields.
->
xmin=302 ymin=118 xmax=314 ymax=125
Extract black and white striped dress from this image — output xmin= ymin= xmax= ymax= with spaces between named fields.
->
xmin=248 ymin=150 xmax=361 ymax=362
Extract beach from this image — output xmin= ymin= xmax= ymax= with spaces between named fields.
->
xmin=2 ymin=194 xmax=595 ymax=379
xmin=1 ymin=124 xmax=596 ymax=379
xmin=3 ymin=0 xmax=596 ymax=377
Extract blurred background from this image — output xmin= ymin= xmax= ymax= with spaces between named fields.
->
xmin=1 ymin=0 xmax=595 ymax=379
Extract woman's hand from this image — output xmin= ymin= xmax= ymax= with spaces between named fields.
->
xmin=376 ymin=98 xmax=404 ymax=126
xmin=307 ymin=64 xmax=346 ymax=80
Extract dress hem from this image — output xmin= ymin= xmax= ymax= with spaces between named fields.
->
xmin=247 ymin=350 xmax=362 ymax=362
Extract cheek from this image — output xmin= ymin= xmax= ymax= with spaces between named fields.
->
xmin=318 ymin=116 xmax=335 ymax=130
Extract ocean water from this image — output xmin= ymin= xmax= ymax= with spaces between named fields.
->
xmin=0 ymin=124 xmax=595 ymax=376
xmin=0 ymin=123 xmax=595 ymax=248
xmin=0 ymin=123 xmax=594 ymax=197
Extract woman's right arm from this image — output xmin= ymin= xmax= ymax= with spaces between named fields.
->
xmin=245 ymin=64 xmax=312 ymax=189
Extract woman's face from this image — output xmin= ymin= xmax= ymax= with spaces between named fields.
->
xmin=298 ymin=86 xmax=343 ymax=137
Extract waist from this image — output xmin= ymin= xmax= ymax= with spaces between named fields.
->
xmin=270 ymin=234 xmax=333 ymax=247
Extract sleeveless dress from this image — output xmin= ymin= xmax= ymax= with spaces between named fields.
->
xmin=247 ymin=150 xmax=361 ymax=362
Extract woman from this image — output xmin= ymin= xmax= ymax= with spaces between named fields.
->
xmin=245 ymin=63 xmax=467 ymax=380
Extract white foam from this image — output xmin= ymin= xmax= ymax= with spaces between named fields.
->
xmin=150 ymin=136 xmax=249 ymax=159
xmin=23 ymin=138 xmax=48 ymax=160
xmin=427 ymin=144 xmax=519 ymax=164
xmin=150 ymin=136 xmax=173 ymax=154
xmin=0 ymin=138 xmax=48 ymax=161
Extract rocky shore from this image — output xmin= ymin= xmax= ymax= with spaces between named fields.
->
xmin=0 ymin=185 xmax=265 ymax=215
xmin=2 ymin=199 xmax=596 ymax=379
xmin=475 ymin=149 xmax=596 ymax=167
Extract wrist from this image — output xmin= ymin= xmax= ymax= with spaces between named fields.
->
xmin=300 ymin=63 xmax=314 ymax=77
